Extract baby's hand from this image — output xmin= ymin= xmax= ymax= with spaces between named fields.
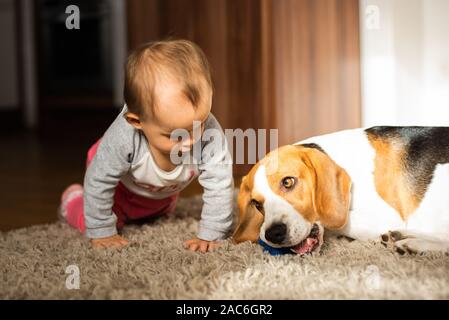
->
xmin=184 ymin=238 xmax=220 ymax=253
xmin=91 ymin=234 xmax=129 ymax=248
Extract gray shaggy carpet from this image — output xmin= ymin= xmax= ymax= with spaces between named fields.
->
xmin=1 ymin=195 xmax=449 ymax=299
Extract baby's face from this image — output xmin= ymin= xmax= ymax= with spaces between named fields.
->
xmin=140 ymin=79 xmax=212 ymax=156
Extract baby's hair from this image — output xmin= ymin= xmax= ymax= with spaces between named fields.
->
xmin=124 ymin=39 xmax=212 ymax=119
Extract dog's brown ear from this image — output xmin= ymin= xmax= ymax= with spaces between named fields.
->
xmin=301 ymin=148 xmax=352 ymax=229
xmin=232 ymin=175 xmax=264 ymax=244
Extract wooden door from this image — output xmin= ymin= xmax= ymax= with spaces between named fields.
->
xmin=269 ymin=0 xmax=361 ymax=144
xmin=126 ymin=0 xmax=361 ymax=175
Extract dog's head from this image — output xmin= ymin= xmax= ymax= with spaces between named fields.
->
xmin=232 ymin=145 xmax=352 ymax=255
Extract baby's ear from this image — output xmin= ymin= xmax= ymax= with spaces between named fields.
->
xmin=125 ymin=112 xmax=142 ymax=129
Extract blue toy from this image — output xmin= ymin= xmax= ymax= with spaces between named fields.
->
xmin=258 ymin=239 xmax=293 ymax=256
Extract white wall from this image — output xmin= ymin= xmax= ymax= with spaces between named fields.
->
xmin=421 ymin=0 xmax=449 ymax=125
xmin=0 ymin=0 xmax=18 ymax=109
xmin=360 ymin=0 xmax=449 ymax=126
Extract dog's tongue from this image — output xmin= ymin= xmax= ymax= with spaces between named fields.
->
xmin=291 ymin=237 xmax=318 ymax=255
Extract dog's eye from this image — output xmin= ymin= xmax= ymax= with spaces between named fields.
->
xmin=281 ymin=177 xmax=296 ymax=189
xmin=250 ymin=199 xmax=264 ymax=212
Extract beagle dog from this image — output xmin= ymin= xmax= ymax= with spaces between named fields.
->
xmin=233 ymin=127 xmax=449 ymax=255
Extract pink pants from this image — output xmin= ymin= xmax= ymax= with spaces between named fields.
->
xmin=65 ymin=139 xmax=178 ymax=233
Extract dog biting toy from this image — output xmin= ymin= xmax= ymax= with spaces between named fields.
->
xmin=258 ymin=224 xmax=322 ymax=256
xmin=258 ymin=239 xmax=293 ymax=256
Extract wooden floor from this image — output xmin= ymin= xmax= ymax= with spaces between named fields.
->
xmin=0 ymin=109 xmax=241 ymax=232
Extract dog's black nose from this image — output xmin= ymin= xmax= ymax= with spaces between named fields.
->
xmin=265 ymin=223 xmax=287 ymax=244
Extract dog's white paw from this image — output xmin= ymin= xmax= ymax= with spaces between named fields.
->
xmin=394 ymin=238 xmax=448 ymax=255
xmin=380 ymin=230 xmax=448 ymax=255
xmin=380 ymin=230 xmax=409 ymax=251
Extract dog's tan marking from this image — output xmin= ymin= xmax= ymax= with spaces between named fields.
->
xmin=232 ymin=162 xmax=264 ymax=243
xmin=367 ymin=133 xmax=420 ymax=220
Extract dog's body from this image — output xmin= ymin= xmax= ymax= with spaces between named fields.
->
xmin=233 ymin=127 xmax=449 ymax=255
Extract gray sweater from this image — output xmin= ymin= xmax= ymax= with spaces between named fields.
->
xmin=83 ymin=106 xmax=234 ymax=240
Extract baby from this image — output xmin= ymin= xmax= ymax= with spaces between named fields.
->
xmin=59 ymin=40 xmax=234 ymax=252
